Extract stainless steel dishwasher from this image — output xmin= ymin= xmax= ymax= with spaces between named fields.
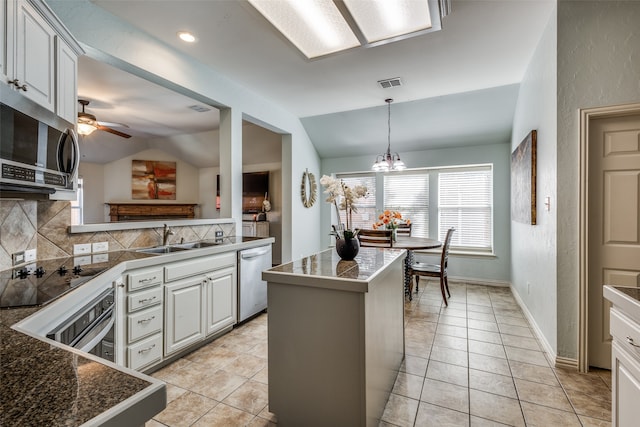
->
xmin=238 ymin=244 xmax=272 ymax=322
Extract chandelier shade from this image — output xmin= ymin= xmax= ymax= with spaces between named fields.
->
xmin=372 ymin=99 xmax=406 ymax=172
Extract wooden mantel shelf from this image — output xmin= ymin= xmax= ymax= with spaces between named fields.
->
xmin=107 ymin=203 xmax=197 ymax=222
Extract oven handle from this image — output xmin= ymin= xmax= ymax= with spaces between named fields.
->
xmin=74 ymin=309 xmax=115 ymax=353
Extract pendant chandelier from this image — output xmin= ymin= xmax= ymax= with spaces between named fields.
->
xmin=372 ymin=98 xmax=406 ymax=172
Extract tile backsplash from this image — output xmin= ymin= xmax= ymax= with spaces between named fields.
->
xmin=0 ymin=200 xmax=235 ymax=271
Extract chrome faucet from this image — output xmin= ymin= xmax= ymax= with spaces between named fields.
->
xmin=162 ymin=223 xmax=174 ymax=246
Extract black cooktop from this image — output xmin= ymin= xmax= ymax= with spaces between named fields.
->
xmin=0 ymin=250 xmax=152 ymax=309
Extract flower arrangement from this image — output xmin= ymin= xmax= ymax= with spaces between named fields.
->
xmin=373 ymin=210 xmax=410 ymax=230
xmin=320 ymin=175 xmax=368 ymax=239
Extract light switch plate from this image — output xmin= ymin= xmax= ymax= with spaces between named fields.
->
xmin=92 ymin=242 xmax=109 ymax=253
xmin=73 ymin=243 xmax=91 ymax=255
xmin=24 ymin=249 xmax=36 ymax=262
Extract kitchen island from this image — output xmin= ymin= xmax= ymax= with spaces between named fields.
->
xmin=263 ymin=247 xmax=406 ymax=427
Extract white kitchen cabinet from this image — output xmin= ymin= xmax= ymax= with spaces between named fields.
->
xmin=55 ymin=37 xmax=77 ymax=124
xmin=0 ymin=0 xmax=12 ymax=84
xmin=610 ymin=307 xmax=640 ymax=426
xmin=243 ymin=221 xmax=269 ymax=238
xmin=120 ymin=267 xmax=164 ymax=371
xmin=164 ymin=276 xmax=206 ymax=355
xmin=205 ymin=266 xmax=236 ymax=336
xmin=2 ymin=0 xmax=81 ymax=120
xmin=14 ymin=0 xmax=55 ymax=111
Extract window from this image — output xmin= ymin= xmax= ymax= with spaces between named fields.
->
xmin=384 ymin=172 xmax=429 ymax=238
xmin=438 ymin=166 xmax=493 ymax=251
xmin=335 ymin=173 xmax=376 ymax=230
xmin=70 ymin=178 xmax=84 ymax=225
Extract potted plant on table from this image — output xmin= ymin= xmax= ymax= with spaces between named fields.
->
xmin=373 ymin=210 xmax=411 ymax=242
xmin=320 ymin=175 xmax=368 ymax=260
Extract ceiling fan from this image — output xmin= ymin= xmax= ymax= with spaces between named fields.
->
xmin=77 ymin=99 xmax=132 ymax=138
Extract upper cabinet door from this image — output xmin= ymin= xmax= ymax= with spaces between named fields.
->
xmin=14 ymin=0 xmax=55 ymax=112
xmin=56 ymin=37 xmax=77 ymax=124
xmin=0 ymin=0 xmax=13 ymax=83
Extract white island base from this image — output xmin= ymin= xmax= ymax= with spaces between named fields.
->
xmin=264 ymin=248 xmax=406 ymax=427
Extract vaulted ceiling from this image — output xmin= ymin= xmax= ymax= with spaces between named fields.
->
xmin=72 ymin=0 xmax=555 ymax=166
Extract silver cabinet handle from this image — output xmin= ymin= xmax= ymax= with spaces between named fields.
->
xmin=138 ymin=344 xmax=156 ymax=354
xmin=138 ymin=296 xmax=157 ymax=304
xmin=626 ymin=336 xmax=640 ymax=348
xmin=7 ymin=79 xmax=27 ymax=91
xmin=140 ymin=276 xmax=157 ymax=283
xmin=138 ymin=316 xmax=155 ymax=324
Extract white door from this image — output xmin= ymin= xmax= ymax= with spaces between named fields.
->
xmin=588 ymin=113 xmax=640 ymax=369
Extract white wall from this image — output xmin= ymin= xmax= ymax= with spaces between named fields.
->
xmin=510 ymin=7 xmax=558 ymax=356
xmin=321 ymin=142 xmax=511 ymax=283
xmin=77 ymin=162 xmax=105 ymax=223
xmin=556 ymin=0 xmax=640 ymax=360
xmin=199 ymin=167 xmax=218 ymax=219
xmin=103 ymin=148 xmax=199 ymax=205
xmin=49 ymin=0 xmax=323 ymax=262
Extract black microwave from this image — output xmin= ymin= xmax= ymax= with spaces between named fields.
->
xmin=0 ymin=101 xmax=79 ymax=193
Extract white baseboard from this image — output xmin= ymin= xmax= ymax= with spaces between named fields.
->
xmin=555 ymin=356 xmax=579 ymax=370
xmin=449 ymin=276 xmax=511 ymax=288
xmin=509 ymin=284 xmax=563 ymax=367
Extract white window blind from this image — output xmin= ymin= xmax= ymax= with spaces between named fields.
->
xmin=335 ymin=173 xmax=376 ymax=230
xmin=70 ymin=178 xmax=84 ymax=225
xmin=438 ymin=166 xmax=493 ymax=251
xmin=383 ymin=173 xmax=430 ymax=238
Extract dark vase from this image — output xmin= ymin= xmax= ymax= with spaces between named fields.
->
xmin=335 ymin=237 xmax=360 ymax=260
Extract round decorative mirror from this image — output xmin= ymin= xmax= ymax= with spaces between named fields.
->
xmin=301 ymin=169 xmax=317 ymax=208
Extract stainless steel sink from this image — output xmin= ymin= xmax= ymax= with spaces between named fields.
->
xmin=136 ymin=246 xmax=189 ymax=254
xmin=172 ymin=241 xmax=221 ymax=249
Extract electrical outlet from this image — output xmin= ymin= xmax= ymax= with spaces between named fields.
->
xmin=12 ymin=251 xmax=25 ymax=266
xmin=24 ymin=249 xmax=36 ymax=262
xmin=215 ymin=230 xmax=223 ymax=238
xmin=73 ymin=243 xmax=91 ymax=255
xmin=92 ymin=242 xmax=109 ymax=253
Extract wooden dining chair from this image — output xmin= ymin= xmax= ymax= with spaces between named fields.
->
xmin=396 ymin=223 xmax=412 ymax=237
xmin=357 ymin=229 xmax=393 ymax=248
xmin=408 ymin=227 xmax=455 ymax=305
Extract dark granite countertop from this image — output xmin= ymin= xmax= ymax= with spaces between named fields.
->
xmin=0 ymin=306 xmax=161 ymax=426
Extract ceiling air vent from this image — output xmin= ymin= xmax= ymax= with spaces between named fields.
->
xmin=377 ymin=77 xmax=402 ymax=89
xmin=188 ymin=105 xmax=211 ymax=113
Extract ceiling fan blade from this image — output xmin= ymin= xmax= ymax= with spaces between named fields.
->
xmin=97 ymin=120 xmax=130 ymax=129
xmin=97 ymin=125 xmax=132 ymax=138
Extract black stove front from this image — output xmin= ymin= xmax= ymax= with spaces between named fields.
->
xmin=0 ymin=250 xmax=152 ymax=309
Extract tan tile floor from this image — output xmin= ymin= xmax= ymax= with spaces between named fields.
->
xmin=146 ymin=280 xmax=612 ymax=426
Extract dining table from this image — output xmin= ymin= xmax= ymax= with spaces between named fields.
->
xmin=392 ymin=236 xmax=442 ymax=300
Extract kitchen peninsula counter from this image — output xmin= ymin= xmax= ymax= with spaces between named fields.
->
xmin=1 ymin=236 xmax=274 ymax=426
xmin=263 ymin=247 xmax=406 ymax=427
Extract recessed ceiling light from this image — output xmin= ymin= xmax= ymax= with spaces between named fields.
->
xmin=177 ymin=31 xmax=196 ymax=43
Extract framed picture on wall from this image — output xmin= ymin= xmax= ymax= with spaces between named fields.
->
xmin=511 ymin=130 xmax=537 ymax=225
xmin=132 ymin=160 xmax=177 ymax=200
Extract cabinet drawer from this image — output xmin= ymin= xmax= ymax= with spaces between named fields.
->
xmin=128 ymin=268 xmax=163 ymax=291
xmin=128 ymin=287 xmax=162 ymax=312
xmin=128 ymin=306 xmax=163 ymax=343
xmin=165 ymin=253 xmax=236 ymax=282
xmin=611 ymin=308 xmax=640 ymax=359
xmin=128 ymin=333 xmax=162 ymax=371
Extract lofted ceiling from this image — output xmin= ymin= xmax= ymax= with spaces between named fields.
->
xmin=76 ymin=0 xmax=555 ymax=165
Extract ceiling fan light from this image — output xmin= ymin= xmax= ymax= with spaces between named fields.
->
xmin=77 ymin=121 xmax=97 ymax=136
